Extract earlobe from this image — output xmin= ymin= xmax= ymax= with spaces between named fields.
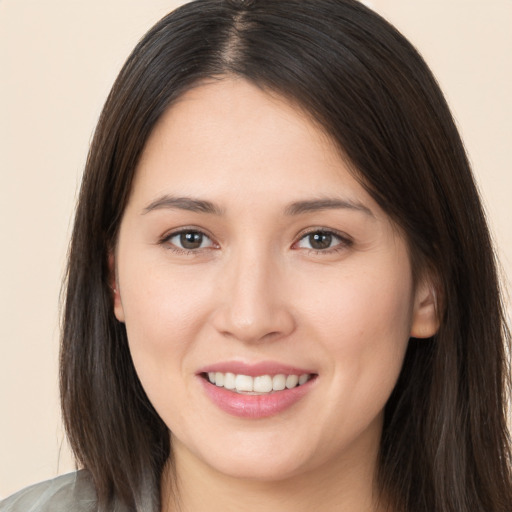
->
xmin=108 ymin=251 xmax=125 ymax=323
xmin=410 ymin=279 xmax=440 ymax=339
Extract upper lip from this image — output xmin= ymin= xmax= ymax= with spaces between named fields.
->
xmin=197 ymin=360 xmax=316 ymax=377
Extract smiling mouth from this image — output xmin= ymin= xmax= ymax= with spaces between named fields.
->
xmin=202 ymin=372 xmax=316 ymax=395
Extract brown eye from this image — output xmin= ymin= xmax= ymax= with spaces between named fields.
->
xmin=308 ymin=232 xmax=332 ymax=250
xmin=167 ymin=230 xmax=213 ymax=251
xmin=296 ymin=230 xmax=351 ymax=252
xmin=180 ymin=232 xmax=204 ymax=249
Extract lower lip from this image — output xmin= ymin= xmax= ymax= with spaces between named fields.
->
xmin=199 ymin=376 xmax=316 ymax=418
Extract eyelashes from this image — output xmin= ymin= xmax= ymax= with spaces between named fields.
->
xmin=160 ymin=227 xmax=353 ymax=256
xmin=166 ymin=230 xmax=216 ymax=251
xmin=294 ymin=229 xmax=352 ymax=253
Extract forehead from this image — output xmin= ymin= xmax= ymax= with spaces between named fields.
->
xmin=129 ymin=77 xmax=378 ymax=218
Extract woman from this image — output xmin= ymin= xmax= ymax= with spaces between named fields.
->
xmin=1 ymin=0 xmax=510 ymax=511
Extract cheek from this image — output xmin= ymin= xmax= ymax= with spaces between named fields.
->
xmin=300 ymin=261 xmax=414 ymax=426
xmin=319 ymin=268 xmax=413 ymax=364
xmin=118 ymin=260 xmax=214 ymax=393
xmin=302 ymin=258 xmax=414 ymax=330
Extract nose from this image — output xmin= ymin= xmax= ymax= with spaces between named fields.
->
xmin=211 ymin=249 xmax=296 ymax=344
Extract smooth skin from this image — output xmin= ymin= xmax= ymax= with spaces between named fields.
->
xmin=112 ymin=77 xmax=438 ymax=512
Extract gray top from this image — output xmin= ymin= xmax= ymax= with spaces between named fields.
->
xmin=0 ymin=471 xmax=98 ymax=512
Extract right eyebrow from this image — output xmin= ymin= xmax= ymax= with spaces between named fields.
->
xmin=284 ymin=197 xmax=375 ymax=218
xmin=141 ymin=195 xmax=225 ymax=216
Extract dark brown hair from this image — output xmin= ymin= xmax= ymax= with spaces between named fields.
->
xmin=60 ymin=1 xmax=512 ymax=510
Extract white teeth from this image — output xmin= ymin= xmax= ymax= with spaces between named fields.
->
xmin=253 ymin=375 xmax=273 ymax=393
xmin=298 ymin=374 xmax=309 ymax=385
xmin=206 ymin=372 xmax=313 ymax=393
xmin=235 ymin=374 xmax=253 ymax=392
xmin=272 ymin=374 xmax=286 ymax=391
xmin=215 ymin=372 xmax=224 ymax=387
xmin=223 ymin=372 xmax=236 ymax=390
xmin=285 ymin=374 xmax=299 ymax=389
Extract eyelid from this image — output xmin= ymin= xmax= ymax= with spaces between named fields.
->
xmin=293 ymin=227 xmax=353 ymax=252
xmin=160 ymin=226 xmax=218 ymax=253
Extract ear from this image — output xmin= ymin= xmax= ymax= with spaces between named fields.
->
xmin=410 ymin=276 xmax=440 ymax=339
xmin=108 ymin=251 xmax=125 ymax=323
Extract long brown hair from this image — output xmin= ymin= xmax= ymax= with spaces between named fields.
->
xmin=60 ymin=1 xmax=512 ymax=510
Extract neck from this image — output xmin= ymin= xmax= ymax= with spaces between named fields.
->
xmin=161 ymin=438 xmax=389 ymax=512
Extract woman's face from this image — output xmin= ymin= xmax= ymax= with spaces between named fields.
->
xmin=113 ymin=78 xmax=437 ymax=482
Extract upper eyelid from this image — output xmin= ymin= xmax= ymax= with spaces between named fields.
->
xmin=161 ymin=228 xmax=217 ymax=254
xmin=293 ymin=228 xmax=353 ymax=251
xmin=161 ymin=226 xmax=214 ymax=242
xmin=296 ymin=227 xmax=352 ymax=241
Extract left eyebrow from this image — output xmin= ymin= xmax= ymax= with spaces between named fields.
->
xmin=141 ymin=195 xmax=225 ymax=216
xmin=284 ymin=198 xmax=375 ymax=218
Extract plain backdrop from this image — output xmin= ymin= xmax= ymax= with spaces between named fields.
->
xmin=1 ymin=0 xmax=511 ymax=498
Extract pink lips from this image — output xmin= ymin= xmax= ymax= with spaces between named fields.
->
xmin=199 ymin=361 xmax=314 ymax=377
xmin=197 ymin=361 xmax=317 ymax=419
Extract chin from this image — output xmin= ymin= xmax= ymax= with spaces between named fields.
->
xmin=208 ymin=454 xmax=309 ymax=483
xmin=176 ymin=430 xmax=314 ymax=483
xmin=203 ymin=435 xmax=339 ymax=483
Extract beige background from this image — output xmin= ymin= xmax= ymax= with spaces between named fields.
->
xmin=0 ymin=0 xmax=510 ymax=499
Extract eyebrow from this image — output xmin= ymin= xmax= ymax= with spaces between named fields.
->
xmin=142 ymin=195 xmax=374 ymax=218
xmin=142 ymin=195 xmax=224 ymax=215
xmin=284 ymin=198 xmax=374 ymax=217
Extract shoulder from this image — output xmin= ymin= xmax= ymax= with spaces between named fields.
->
xmin=0 ymin=471 xmax=97 ymax=512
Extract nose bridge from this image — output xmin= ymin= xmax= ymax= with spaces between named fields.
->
xmin=213 ymin=243 xmax=294 ymax=342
